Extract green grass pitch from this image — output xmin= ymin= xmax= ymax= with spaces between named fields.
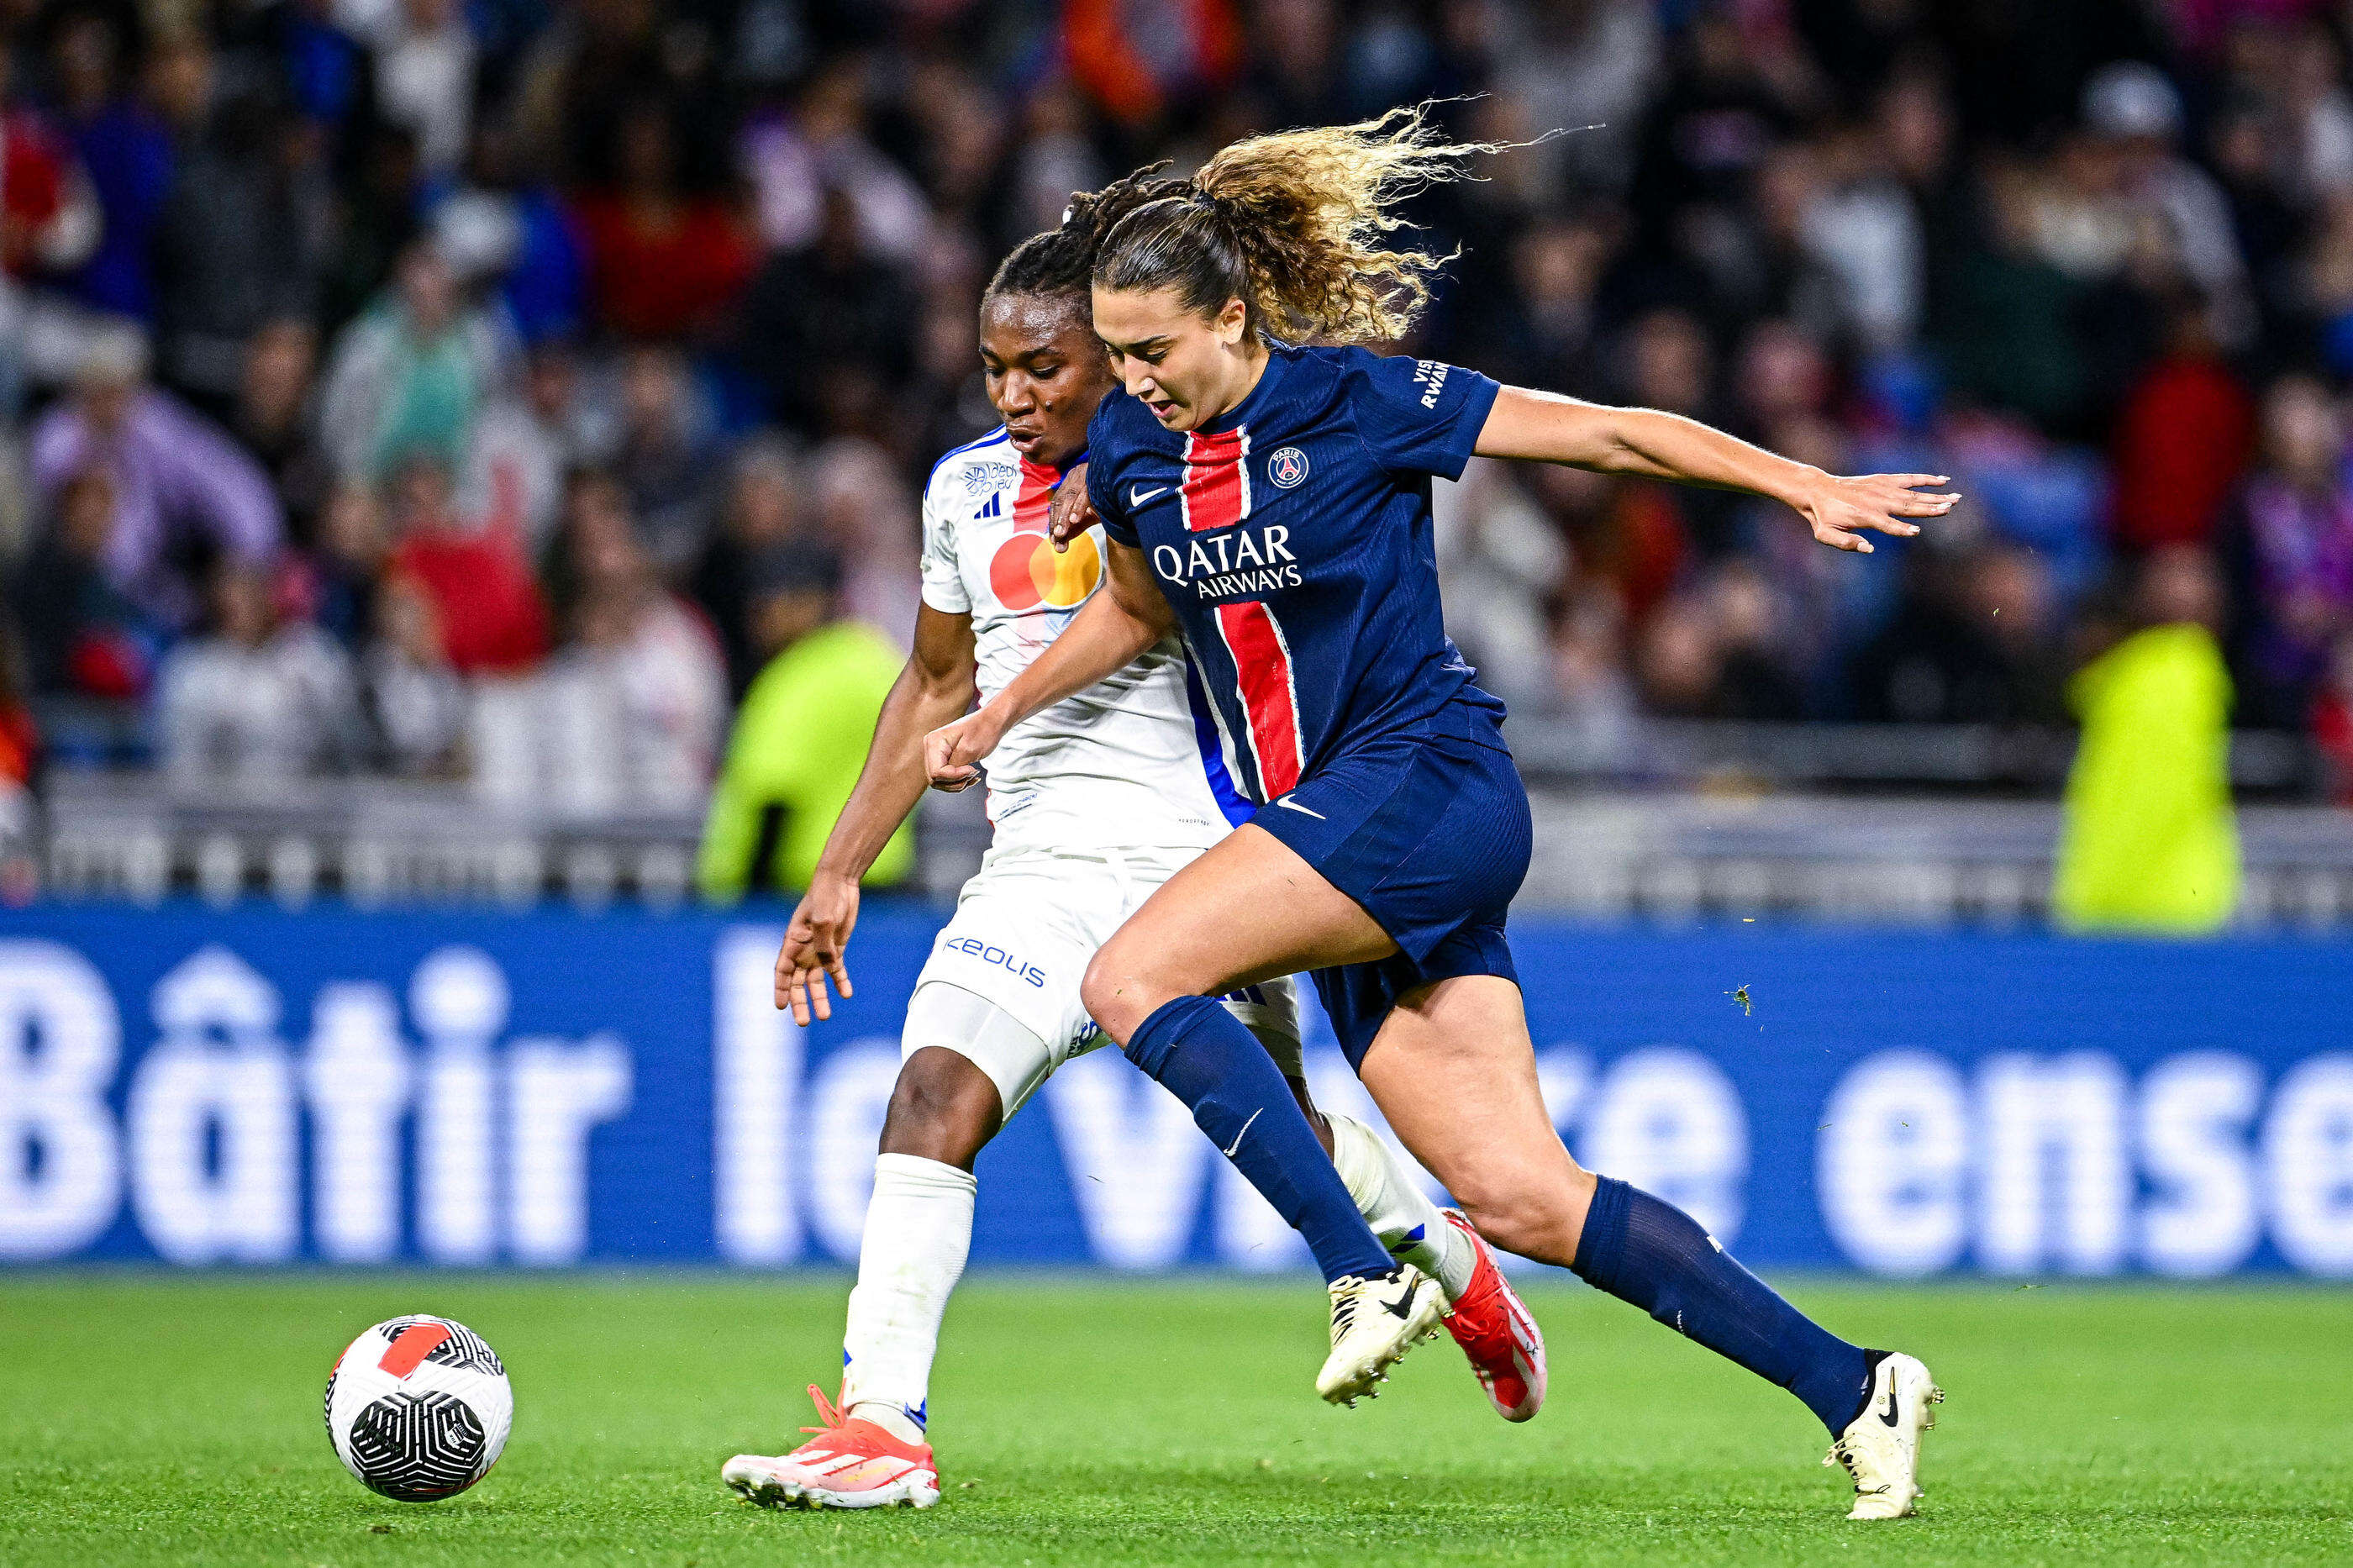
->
xmin=3 ymin=1274 xmax=2349 ymax=1566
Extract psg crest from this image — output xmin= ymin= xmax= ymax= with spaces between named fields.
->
xmin=1268 ymin=446 xmax=1310 ymax=489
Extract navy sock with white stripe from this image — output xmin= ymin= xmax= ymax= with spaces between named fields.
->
xmin=1125 ymin=995 xmax=1395 ymax=1285
xmin=1571 ymin=1176 xmax=1873 ymax=1434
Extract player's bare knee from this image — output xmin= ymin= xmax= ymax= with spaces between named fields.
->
xmin=1080 ymin=948 xmax=1161 ymax=1045
xmin=878 ymin=1047 xmax=1001 ymax=1169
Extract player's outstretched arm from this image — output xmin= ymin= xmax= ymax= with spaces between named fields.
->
xmin=776 ymin=604 xmax=980 ymax=1024
xmin=925 ymin=539 xmax=1173 ymax=791
xmin=1474 ymin=386 xmax=1958 ymax=554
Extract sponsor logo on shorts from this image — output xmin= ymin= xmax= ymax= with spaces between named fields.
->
xmin=941 ymin=936 xmax=1047 ymax=987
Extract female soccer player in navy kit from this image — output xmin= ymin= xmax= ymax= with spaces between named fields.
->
xmin=927 ymin=109 xmax=1954 ymax=1519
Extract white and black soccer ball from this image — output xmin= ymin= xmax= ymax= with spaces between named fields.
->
xmin=324 ymin=1316 xmax=513 ymax=1502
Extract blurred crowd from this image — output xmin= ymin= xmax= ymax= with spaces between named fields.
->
xmin=6 ymin=0 xmax=2353 ymax=881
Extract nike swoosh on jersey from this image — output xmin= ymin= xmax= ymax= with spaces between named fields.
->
xmin=1275 ymin=797 xmax=1326 ymax=819
xmin=1130 ymin=485 xmax=1169 ymax=506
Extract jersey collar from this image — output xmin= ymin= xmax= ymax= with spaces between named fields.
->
xmin=1195 ymin=342 xmax=1295 ymax=437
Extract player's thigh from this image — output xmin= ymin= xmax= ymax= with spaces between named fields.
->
xmin=911 ymin=863 xmax=1108 ymax=1121
xmin=1357 ymin=973 xmax=1595 ymax=1265
xmin=1082 ymin=823 xmax=1395 ymax=1038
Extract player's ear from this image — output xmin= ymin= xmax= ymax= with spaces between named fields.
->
xmin=1215 ymin=297 xmax=1248 ymax=346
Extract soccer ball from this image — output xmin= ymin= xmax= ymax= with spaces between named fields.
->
xmin=324 ymin=1316 xmax=513 ymax=1501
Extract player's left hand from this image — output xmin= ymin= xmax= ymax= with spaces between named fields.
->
xmin=1793 ymin=473 xmax=1958 ymax=554
xmin=1047 ymin=461 xmax=1095 ymax=553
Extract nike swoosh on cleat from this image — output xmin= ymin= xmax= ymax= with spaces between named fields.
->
xmin=1130 ymin=486 xmax=1168 ymax=506
xmin=1275 ymin=797 xmax=1326 ymax=819
xmin=1879 ymin=1380 xmax=1901 ymax=1428
xmin=1223 ymin=1108 xmax=1262 ymax=1158
xmin=1381 ymin=1284 xmax=1416 ymax=1320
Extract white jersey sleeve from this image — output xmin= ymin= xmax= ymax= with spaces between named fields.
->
xmin=919 ymin=471 xmax=971 ymax=615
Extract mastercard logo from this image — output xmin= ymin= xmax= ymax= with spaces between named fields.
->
xmin=989 ymin=528 xmax=1101 ymax=612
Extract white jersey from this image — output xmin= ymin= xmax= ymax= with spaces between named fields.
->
xmin=919 ymin=429 xmax=1250 ymax=852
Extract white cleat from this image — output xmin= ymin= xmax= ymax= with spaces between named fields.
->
xmin=1824 ymin=1352 xmax=1945 ymax=1520
xmin=1317 ymin=1265 xmax=1445 ymax=1406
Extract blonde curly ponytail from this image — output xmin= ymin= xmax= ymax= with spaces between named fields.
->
xmin=1092 ymin=104 xmax=1504 ymax=345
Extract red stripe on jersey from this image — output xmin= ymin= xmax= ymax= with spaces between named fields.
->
xmin=377 ymin=1323 xmax=452 ymax=1379
xmin=1013 ymin=456 xmax=1061 ymax=535
xmin=1179 ymin=428 xmax=1251 ymax=532
xmin=1213 ymin=598 xmax=1303 ymax=797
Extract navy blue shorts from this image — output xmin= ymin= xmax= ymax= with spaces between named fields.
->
xmin=1251 ymin=700 xmax=1532 ymax=1071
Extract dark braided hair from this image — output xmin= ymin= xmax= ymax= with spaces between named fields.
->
xmin=984 ymin=164 xmax=1196 ymax=306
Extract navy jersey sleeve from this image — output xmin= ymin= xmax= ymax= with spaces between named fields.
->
xmin=1342 ymin=348 xmax=1503 ymax=481
xmin=1084 ymin=401 xmax=1139 ymax=546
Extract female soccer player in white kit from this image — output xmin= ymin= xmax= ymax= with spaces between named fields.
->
xmin=721 ymin=197 xmax=1545 ymax=1513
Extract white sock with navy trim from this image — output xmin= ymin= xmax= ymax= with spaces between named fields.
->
xmin=1326 ymin=1113 xmax=1478 ymax=1299
xmin=840 ymin=1153 xmax=975 ymax=1446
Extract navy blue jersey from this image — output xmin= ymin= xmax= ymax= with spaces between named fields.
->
xmin=1090 ymin=342 xmax=1506 ymax=802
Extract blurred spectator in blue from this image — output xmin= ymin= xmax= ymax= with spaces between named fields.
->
xmin=48 ymin=13 xmax=175 ymax=326
xmin=2224 ymin=374 xmax=2353 ymax=728
xmin=11 ymin=466 xmax=168 ymax=703
xmin=30 ymin=328 xmax=284 ymax=629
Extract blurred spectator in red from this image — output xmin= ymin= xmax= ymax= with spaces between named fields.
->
xmin=10 ymin=466 xmax=168 ymax=701
xmin=29 ymin=328 xmax=284 ymax=628
xmin=1063 ymin=0 xmax=1243 ymax=129
xmin=382 ymin=451 xmax=549 ymax=676
xmin=320 ymin=239 xmax=513 ymax=484
xmin=2109 ymin=293 xmax=2257 ymax=550
xmin=157 ymin=557 xmax=361 ymax=786
xmin=569 ymin=100 xmax=755 ymax=343
xmin=2224 ymin=375 xmax=2353 ymax=726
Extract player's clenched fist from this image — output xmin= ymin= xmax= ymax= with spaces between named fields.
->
xmin=924 ymin=709 xmax=1007 ymax=793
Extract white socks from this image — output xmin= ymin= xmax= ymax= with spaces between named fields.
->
xmin=840 ymin=1153 xmax=976 ymax=1445
xmin=1327 ymin=1112 xmax=1478 ymax=1300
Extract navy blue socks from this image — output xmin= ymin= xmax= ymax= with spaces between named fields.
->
xmin=1572 ymin=1176 xmax=1873 ymax=1434
xmin=1125 ymin=996 xmax=1395 ymax=1285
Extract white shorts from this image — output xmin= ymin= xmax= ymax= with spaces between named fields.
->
xmin=911 ymin=843 xmax=1302 ymax=1118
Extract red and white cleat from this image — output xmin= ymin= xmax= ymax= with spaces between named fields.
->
xmin=722 ymin=1386 xmax=941 ymax=1510
xmin=1440 ymin=1208 xmax=1547 ymax=1422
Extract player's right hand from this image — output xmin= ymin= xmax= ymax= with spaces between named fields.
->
xmin=1046 ymin=460 xmax=1094 ymax=553
xmin=924 ymin=708 xmax=1006 ymax=792
xmin=776 ymin=874 xmax=860 ymax=1023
